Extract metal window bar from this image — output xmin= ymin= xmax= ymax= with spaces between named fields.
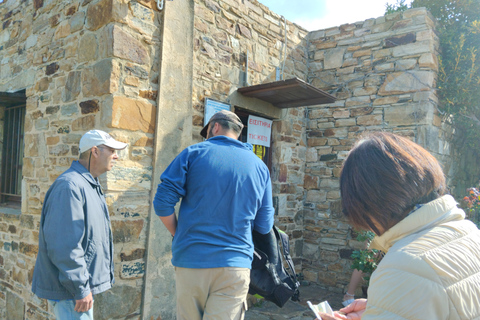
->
xmin=1 ymin=104 xmax=25 ymax=203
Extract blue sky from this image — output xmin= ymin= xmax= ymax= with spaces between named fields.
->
xmin=258 ymin=0 xmax=413 ymax=31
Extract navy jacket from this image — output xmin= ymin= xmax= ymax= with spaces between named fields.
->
xmin=32 ymin=161 xmax=114 ymax=300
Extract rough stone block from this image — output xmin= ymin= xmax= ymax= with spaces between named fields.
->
xmin=6 ymin=291 xmax=24 ymax=320
xmin=345 ymin=96 xmax=371 ymax=107
xmin=357 ymin=114 xmax=383 ymax=126
xmin=111 ymin=26 xmax=149 ymax=65
xmin=86 ymin=0 xmax=114 ymax=31
xmin=72 ymin=115 xmax=95 ymax=131
xmin=392 ymin=41 xmax=432 ymax=57
xmin=379 ymin=71 xmax=434 ymax=95
xmin=352 ymin=49 xmax=371 ymax=58
xmin=82 ymin=59 xmax=117 ymax=97
xmin=384 ymin=102 xmax=434 ymax=126
xmin=107 ymin=97 xmax=156 ymax=133
xmin=353 ymin=87 xmax=377 ymax=96
xmin=93 ymin=285 xmax=142 ymax=319
xmin=112 ymin=220 xmax=144 ymax=243
xmin=62 ymin=71 xmax=82 ymax=102
xmin=324 ymin=48 xmax=345 ymax=69
xmin=80 ymin=100 xmax=100 ymax=114
xmin=323 ymin=128 xmax=348 ymax=138
xmin=418 ymin=53 xmax=438 ymax=70
xmin=61 ymin=103 xmax=78 ymax=116
xmin=335 ymin=118 xmax=356 ymax=127
xmin=304 ymin=175 xmax=319 ymax=190
xmin=373 ymin=96 xmax=399 ymax=106
xmin=120 ymin=248 xmax=146 ymax=261
xmin=79 ymin=32 xmax=97 ymax=62
xmin=395 ymin=59 xmax=417 ymax=70
xmin=49 ymin=144 xmax=70 ymax=156
xmin=120 ymin=261 xmax=145 ymax=279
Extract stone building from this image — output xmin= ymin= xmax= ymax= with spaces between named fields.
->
xmin=0 ymin=0 xmax=469 ymax=319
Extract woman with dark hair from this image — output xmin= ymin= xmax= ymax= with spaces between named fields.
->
xmin=319 ymin=132 xmax=480 ymax=320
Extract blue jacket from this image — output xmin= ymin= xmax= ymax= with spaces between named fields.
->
xmin=32 ymin=161 xmax=114 ymax=300
xmin=153 ymin=136 xmax=275 ymax=269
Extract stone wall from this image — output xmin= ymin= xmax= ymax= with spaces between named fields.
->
xmin=302 ymin=8 xmax=449 ymax=292
xmin=0 ymin=0 xmax=463 ymax=318
xmin=0 ymin=0 xmax=161 ymax=318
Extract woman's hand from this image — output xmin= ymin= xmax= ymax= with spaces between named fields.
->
xmin=316 ymin=299 xmax=367 ymax=320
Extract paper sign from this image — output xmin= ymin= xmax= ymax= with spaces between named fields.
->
xmin=247 ymin=115 xmax=272 ymax=147
xmin=204 ymin=98 xmax=231 ymax=126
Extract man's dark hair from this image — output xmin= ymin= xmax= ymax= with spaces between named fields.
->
xmin=213 ymin=119 xmax=243 ymax=137
xmin=340 ymin=131 xmax=446 ymax=235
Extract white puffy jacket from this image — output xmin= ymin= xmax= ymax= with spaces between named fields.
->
xmin=364 ymin=195 xmax=480 ymax=320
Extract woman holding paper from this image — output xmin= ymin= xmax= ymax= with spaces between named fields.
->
xmin=318 ymin=132 xmax=480 ymax=320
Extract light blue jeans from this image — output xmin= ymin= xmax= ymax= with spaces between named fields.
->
xmin=49 ymin=300 xmax=94 ymax=320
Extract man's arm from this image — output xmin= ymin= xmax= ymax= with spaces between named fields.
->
xmin=153 ymin=150 xmax=188 ymax=222
xmin=159 ymin=212 xmax=177 ymax=237
xmin=253 ymin=173 xmax=275 ymax=234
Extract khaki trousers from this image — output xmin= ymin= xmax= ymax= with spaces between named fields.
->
xmin=175 ymin=267 xmax=250 ymax=320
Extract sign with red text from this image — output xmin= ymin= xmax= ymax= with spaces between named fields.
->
xmin=247 ymin=115 xmax=272 ymax=147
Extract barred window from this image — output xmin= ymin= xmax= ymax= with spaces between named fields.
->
xmin=0 ymin=91 xmax=26 ymax=207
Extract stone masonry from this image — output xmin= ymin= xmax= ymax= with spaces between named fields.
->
xmin=0 ymin=0 xmax=468 ymax=319
xmin=0 ymin=0 xmax=161 ymax=318
xmin=302 ymin=8 xmax=453 ymax=292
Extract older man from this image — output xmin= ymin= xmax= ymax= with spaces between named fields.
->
xmin=32 ymin=130 xmax=127 ymax=320
xmin=154 ymin=110 xmax=275 ymax=320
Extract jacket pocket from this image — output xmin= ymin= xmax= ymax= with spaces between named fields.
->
xmin=84 ymin=238 xmax=97 ymax=268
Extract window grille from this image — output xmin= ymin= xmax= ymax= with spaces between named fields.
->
xmin=1 ymin=104 xmax=25 ymax=204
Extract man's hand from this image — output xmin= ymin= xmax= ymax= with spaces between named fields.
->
xmin=317 ymin=299 xmax=367 ymax=320
xmin=75 ymin=292 xmax=93 ymax=313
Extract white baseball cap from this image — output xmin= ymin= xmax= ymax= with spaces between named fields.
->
xmin=79 ymin=130 xmax=128 ymax=154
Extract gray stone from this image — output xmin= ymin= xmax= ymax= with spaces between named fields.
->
xmin=63 ymin=71 xmax=82 ymax=102
xmin=49 ymin=144 xmax=70 ymax=156
xmin=94 ymin=285 xmax=142 ymax=319
xmin=379 ymin=71 xmax=435 ymax=95
xmin=6 ymin=291 xmax=24 ymax=320
xmin=324 ymin=48 xmax=345 ymax=69
xmin=61 ymin=103 xmax=78 ymax=116
xmin=79 ymin=33 xmax=97 ymax=62
xmin=82 ymin=59 xmax=114 ymax=97
xmin=392 ymin=41 xmax=432 ymax=57
xmin=35 ymin=118 xmax=49 ymax=131
xmin=70 ymin=11 xmax=85 ymax=33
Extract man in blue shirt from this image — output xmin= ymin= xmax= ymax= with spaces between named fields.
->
xmin=154 ymin=110 xmax=274 ymax=320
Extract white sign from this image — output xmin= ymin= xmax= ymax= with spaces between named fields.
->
xmin=247 ymin=115 xmax=272 ymax=147
xmin=204 ymin=98 xmax=231 ymax=126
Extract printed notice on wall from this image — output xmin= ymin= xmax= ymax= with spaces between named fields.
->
xmin=247 ymin=115 xmax=272 ymax=147
xmin=204 ymin=98 xmax=231 ymax=125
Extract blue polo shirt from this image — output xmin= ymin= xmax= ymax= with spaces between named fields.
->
xmin=153 ymin=136 xmax=274 ymax=269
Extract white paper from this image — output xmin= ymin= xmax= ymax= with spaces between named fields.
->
xmin=307 ymin=300 xmax=334 ymax=319
xmin=246 ymin=115 xmax=272 ymax=147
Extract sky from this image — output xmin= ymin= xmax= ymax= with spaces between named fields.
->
xmin=258 ymin=0 xmax=413 ymax=31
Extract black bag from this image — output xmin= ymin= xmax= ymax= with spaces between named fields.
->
xmin=249 ymin=226 xmax=300 ymax=308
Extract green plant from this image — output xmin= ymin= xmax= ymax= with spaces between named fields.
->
xmin=385 ymin=0 xmax=410 ymax=14
xmin=385 ymin=1 xmax=480 ymax=152
xmin=410 ymin=0 xmax=480 ymax=151
xmin=350 ymin=231 xmax=380 ymax=284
